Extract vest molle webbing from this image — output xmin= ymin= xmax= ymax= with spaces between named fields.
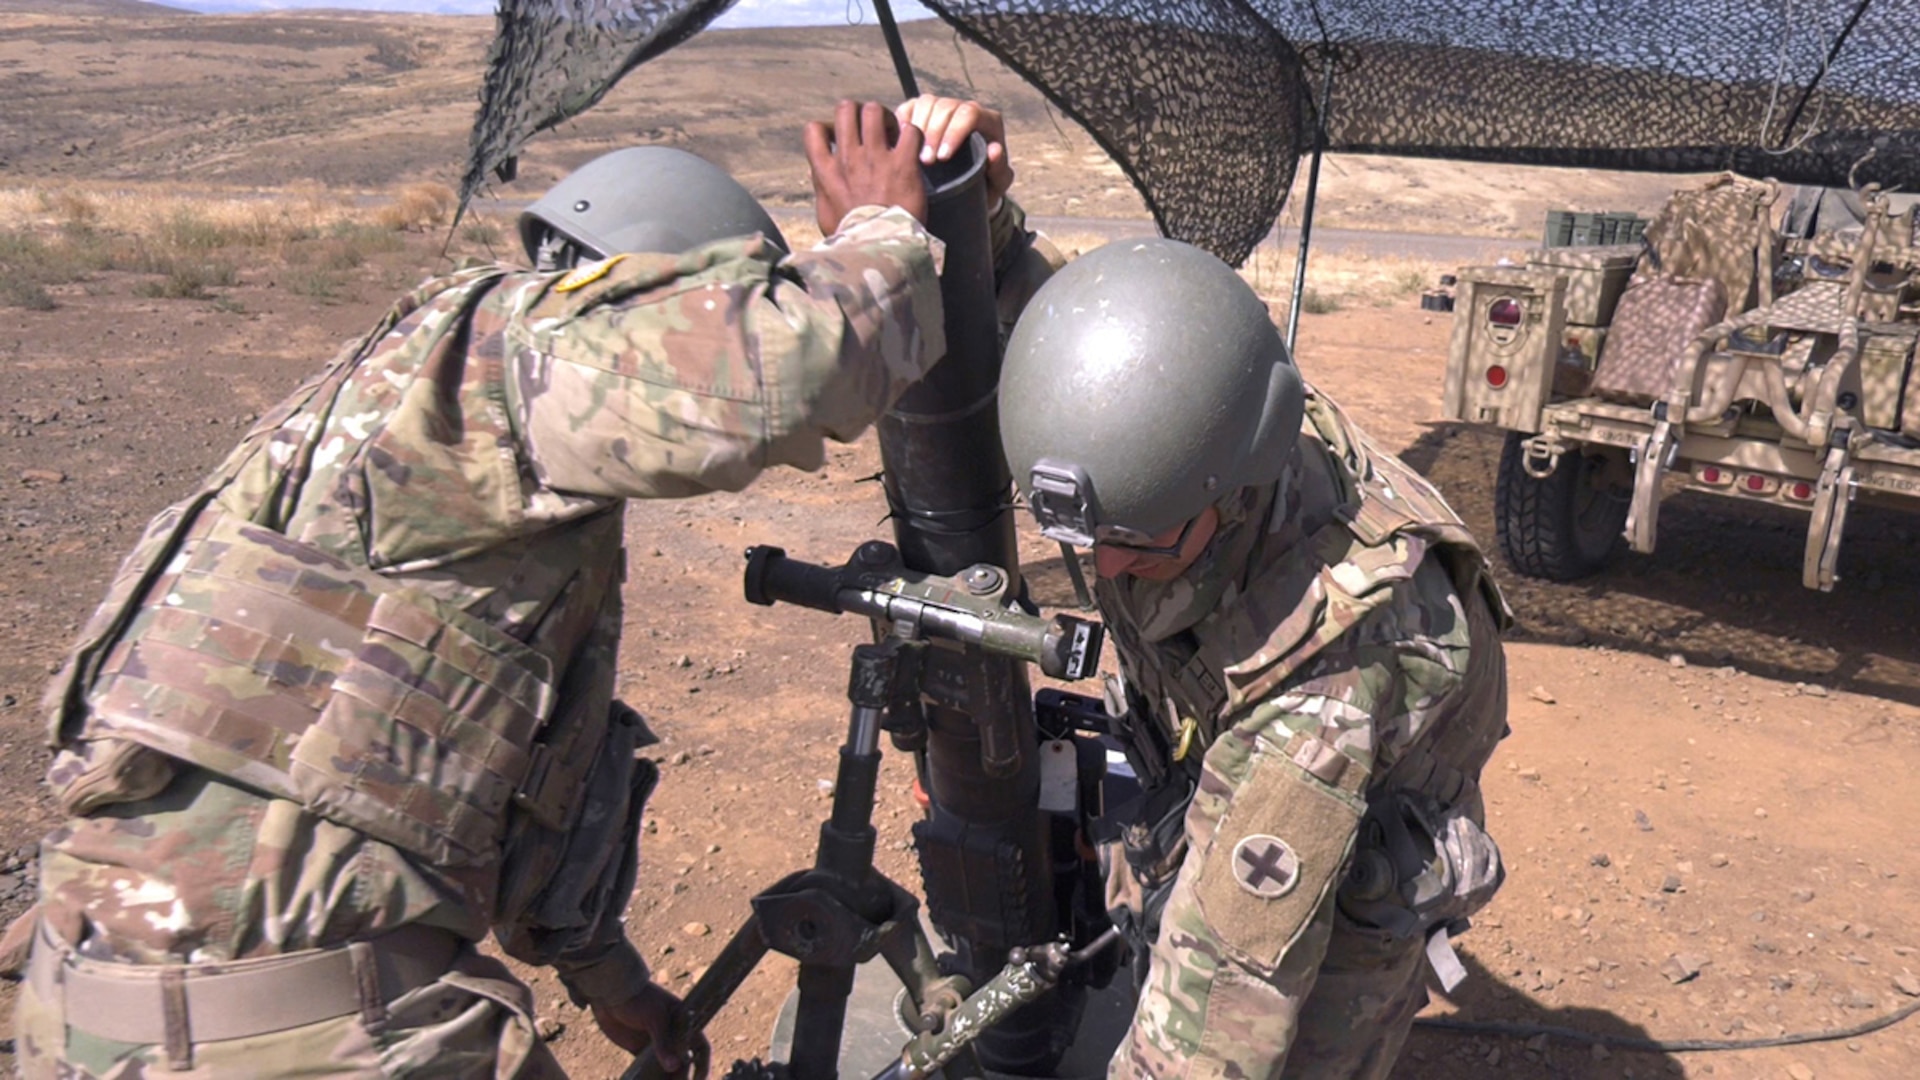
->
xmin=42 ymin=267 xmax=606 ymax=869
xmin=1111 ymin=393 xmax=1506 ymax=777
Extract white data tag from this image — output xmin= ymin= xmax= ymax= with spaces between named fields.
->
xmin=1038 ymin=739 xmax=1078 ymax=814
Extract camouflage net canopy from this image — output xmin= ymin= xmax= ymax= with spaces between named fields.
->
xmin=461 ymin=0 xmax=739 ymax=207
xmin=465 ymin=0 xmax=1920 ymax=265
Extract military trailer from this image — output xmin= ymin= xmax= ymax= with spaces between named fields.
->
xmin=1443 ymin=175 xmax=1920 ymax=591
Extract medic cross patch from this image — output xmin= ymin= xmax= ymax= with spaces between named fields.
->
xmin=1231 ymin=834 xmax=1300 ymax=899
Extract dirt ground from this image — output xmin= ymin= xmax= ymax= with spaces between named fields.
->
xmin=2 ymin=234 xmax=1917 ymax=1080
xmin=2 ymin=6 xmax=1919 ymax=1080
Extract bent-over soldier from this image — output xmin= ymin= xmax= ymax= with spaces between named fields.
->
xmin=13 ymin=101 xmax=970 ymax=1078
xmin=998 ymin=238 xmax=1511 ymax=1080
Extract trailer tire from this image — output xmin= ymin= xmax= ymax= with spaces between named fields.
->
xmin=1495 ymin=433 xmax=1629 ymax=581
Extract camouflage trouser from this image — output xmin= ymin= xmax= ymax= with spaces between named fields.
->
xmin=14 ymin=925 xmax=565 ymax=1080
xmin=1109 ymin=586 xmax=1508 ymax=1080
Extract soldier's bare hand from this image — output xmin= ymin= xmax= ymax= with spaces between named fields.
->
xmin=806 ymin=99 xmax=928 ymax=235
xmin=895 ymin=95 xmax=1014 ymax=207
xmin=591 ymin=980 xmax=710 ymax=1078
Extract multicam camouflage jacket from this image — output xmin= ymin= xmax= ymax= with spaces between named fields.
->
xmin=1097 ymin=390 xmax=1504 ymax=768
xmin=34 ymin=206 xmax=946 ymax=1006
xmin=1096 ymin=389 xmax=1511 ymax=1078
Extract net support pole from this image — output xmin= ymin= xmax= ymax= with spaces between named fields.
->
xmin=873 ymin=0 xmax=920 ymax=99
xmin=1285 ymin=56 xmax=1336 ymax=353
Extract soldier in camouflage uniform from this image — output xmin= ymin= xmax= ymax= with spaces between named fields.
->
xmin=11 ymin=99 xmax=1034 ymax=1078
xmin=998 ymin=239 xmax=1510 ymax=1080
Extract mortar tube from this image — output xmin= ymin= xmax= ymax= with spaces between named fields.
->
xmin=881 ymin=135 xmax=1063 ymax=1074
xmin=880 ymin=133 xmax=1018 ymax=580
xmin=882 ymin=135 xmax=1043 ymax=819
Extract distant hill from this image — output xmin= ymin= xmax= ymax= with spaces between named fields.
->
xmin=0 ymin=0 xmax=181 ymax=12
xmin=0 ymin=10 xmax=1681 ymax=238
xmin=158 ymin=2 xmax=494 ymax=12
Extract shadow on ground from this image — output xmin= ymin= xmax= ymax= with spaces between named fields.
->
xmin=1403 ymin=423 xmax=1920 ymax=706
xmin=1400 ymin=952 xmax=1684 ymax=1078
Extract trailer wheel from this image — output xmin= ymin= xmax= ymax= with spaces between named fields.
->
xmin=1495 ymin=433 xmax=1629 ymax=581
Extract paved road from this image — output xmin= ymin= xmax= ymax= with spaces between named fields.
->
xmin=473 ymin=196 xmax=1521 ymax=264
xmin=1019 ymin=214 xmax=1520 ymax=264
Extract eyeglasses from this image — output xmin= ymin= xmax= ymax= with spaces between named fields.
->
xmin=1093 ymin=514 xmax=1201 ymax=559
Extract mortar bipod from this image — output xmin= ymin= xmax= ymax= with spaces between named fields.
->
xmin=624 ymin=637 xmax=978 ymax=1080
xmin=623 ymin=543 xmax=1108 ymax=1080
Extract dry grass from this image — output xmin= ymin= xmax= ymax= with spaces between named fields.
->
xmin=0 ymin=232 xmax=61 ymax=310
xmin=748 ymin=220 xmax=1453 ymax=326
xmin=459 ymin=216 xmax=505 ymax=248
xmin=0 ymin=182 xmax=358 ymax=241
xmin=0 ymin=181 xmax=463 ymax=309
xmin=781 ymin=217 xmax=825 ymax=251
xmin=375 ymin=181 xmax=457 ymax=232
xmin=1042 ymin=229 xmax=1452 ymax=321
xmin=0 ymin=183 xmax=1466 ymax=316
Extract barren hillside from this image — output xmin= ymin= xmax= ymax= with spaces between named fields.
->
xmin=0 ymin=7 xmax=1685 ymax=237
xmin=0 ymin=0 xmax=174 ymax=12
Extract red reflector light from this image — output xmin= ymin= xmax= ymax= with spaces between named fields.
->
xmin=1486 ymin=366 xmax=1509 ymax=388
xmin=1788 ymin=482 xmax=1814 ymax=501
xmin=1744 ymin=475 xmax=1766 ymax=492
xmin=1700 ymin=467 xmax=1722 ymax=484
xmin=1489 ymin=297 xmax=1524 ymax=326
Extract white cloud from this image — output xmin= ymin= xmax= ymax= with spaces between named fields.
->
xmin=156 ymin=0 xmax=936 ymax=25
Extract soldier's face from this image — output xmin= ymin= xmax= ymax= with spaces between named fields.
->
xmin=1093 ymin=505 xmax=1220 ymax=581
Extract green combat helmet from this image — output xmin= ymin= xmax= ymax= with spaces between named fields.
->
xmin=999 ymin=237 xmax=1306 ymax=547
xmin=518 ymin=146 xmax=788 ymax=271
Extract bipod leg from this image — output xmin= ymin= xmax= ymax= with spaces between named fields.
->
xmin=790 ymin=962 xmax=860 ymax=1080
xmin=874 ymin=888 xmax=981 ymax=1080
xmin=687 ymin=917 xmax=775 ymax=1032
xmin=627 ymin=638 xmax=922 ymax=1080
xmin=754 ymin=640 xmax=922 ymax=1080
xmin=623 ymin=912 xmax=774 ymax=1080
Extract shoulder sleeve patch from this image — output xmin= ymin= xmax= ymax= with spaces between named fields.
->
xmin=1192 ymin=749 xmax=1362 ymax=973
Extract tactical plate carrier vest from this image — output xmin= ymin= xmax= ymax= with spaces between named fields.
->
xmin=43 ymin=267 xmax=624 ymax=870
xmin=1100 ymin=391 xmax=1508 ymax=792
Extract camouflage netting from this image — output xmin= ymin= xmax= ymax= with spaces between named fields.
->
xmin=920 ymin=2 xmax=1308 ymax=271
xmin=460 ymin=0 xmax=739 ymax=210
xmin=465 ymin=0 xmax=1920 ymax=265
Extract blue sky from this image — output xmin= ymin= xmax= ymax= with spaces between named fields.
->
xmin=157 ymin=0 xmax=937 ymax=27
